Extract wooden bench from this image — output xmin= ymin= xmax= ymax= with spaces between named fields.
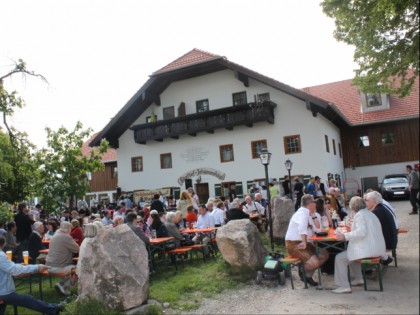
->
xmin=355 ymin=257 xmax=383 ymax=291
xmin=39 ymin=270 xmax=69 ymax=300
xmin=0 ymin=299 xmax=18 ymax=315
xmin=392 ymin=228 xmax=409 ymax=267
xmin=182 ymin=244 xmax=208 ymax=261
xmin=281 ymin=256 xmax=308 ymax=289
xmin=167 ymin=248 xmax=192 ymax=271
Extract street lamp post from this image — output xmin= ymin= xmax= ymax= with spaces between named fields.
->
xmin=258 ymin=148 xmax=274 ymax=252
xmin=284 ymin=159 xmax=293 ymax=200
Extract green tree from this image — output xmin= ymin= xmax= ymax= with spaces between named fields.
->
xmin=0 ymin=60 xmax=43 ymax=203
xmin=36 ymin=122 xmax=109 ymax=210
xmin=321 ymin=0 xmax=419 ymax=97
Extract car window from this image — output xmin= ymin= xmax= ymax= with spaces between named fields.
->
xmin=383 ymin=178 xmax=408 ymax=184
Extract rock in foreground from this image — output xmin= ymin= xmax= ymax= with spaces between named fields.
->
xmin=217 ymin=219 xmax=267 ymax=269
xmin=78 ymin=224 xmax=149 ymax=311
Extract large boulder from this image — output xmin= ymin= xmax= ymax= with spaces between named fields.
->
xmin=78 ymin=224 xmax=149 ymax=311
xmin=216 ymin=219 xmax=268 ymax=269
xmin=270 ymin=197 xmax=294 ymax=240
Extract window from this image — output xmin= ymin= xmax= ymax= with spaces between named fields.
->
xmin=232 ymin=92 xmax=247 ymax=106
xmin=258 ymin=93 xmax=270 ymax=101
xmin=365 ymin=93 xmax=382 ymax=107
xmin=163 ymin=106 xmax=175 ymax=120
xmin=332 ymin=139 xmax=336 ymax=155
xmin=381 ymin=132 xmax=395 ymax=145
xmin=325 ymin=135 xmax=330 ymax=153
xmin=338 ymin=143 xmax=342 ymax=158
xmin=178 ymin=102 xmax=186 ymax=117
xmin=251 ymin=140 xmax=268 ymax=159
xmin=219 ymin=144 xmax=234 ymax=162
xmin=196 ymin=99 xmax=209 ymax=113
xmin=160 ymin=153 xmax=172 ymax=169
xmin=358 ymin=135 xmax=370 ymax=147
xmin=131 ymin=157 xmax=143 ymax=172
xmin=284 ymin=135 xmax=302 ymax=154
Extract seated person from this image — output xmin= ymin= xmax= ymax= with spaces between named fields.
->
xmin=328 ymin=188 xmax=347 ymax=221
xmin=164 ymin=212 xmax=185 ymax=248
xmin=364 ymin=191 xmax=398 ymax=265
xmin=149 ymin=210 xmax=169 ymax=238
xmin=46 ymin=222 xmax=80 ymax=296
xmin=125 ymin=212 xmax=150 ymax=246
xmin=333 ymin=196 xmax=386 ymax=294
xmin=285 ymin=194 xmax=329 ymax=286
xmin=45 ymin=220 xmax=58 ymax=240
xmin=226 ymin=201 xmax=250 ymax=221
xmin=0 ymin=236 xmax=65 ymax=315
xmin=4 ymin=222 xmax=20 ymax=259
xmin=185 ymin=205 xmax=198 ymax=229
xmin=70 ymin=220 xmax=84 ymax=246
xmin=28 ymin=222 xmax=46 ymax=263
xmin=193 ymin=205 xmax=215 ymax=254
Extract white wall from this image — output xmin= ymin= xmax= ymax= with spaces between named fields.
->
xmin=117 ymin=69 xmax=344 ymax=196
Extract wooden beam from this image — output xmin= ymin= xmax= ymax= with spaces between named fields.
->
xmin=234 ymin=71 xmax=249 ymax=87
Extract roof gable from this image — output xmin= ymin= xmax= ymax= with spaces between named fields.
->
xmin=152 ymin=48 xmax=223 ymax=75
xmin=302 ymin=74 xmax=419 ymax=125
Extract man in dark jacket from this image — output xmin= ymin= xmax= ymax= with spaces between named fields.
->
xmin=14 ymin=203 xmax=34 ymax=253
xmin=28 ymin=222 xmax=46 ymax=263
xmin=364 ymin=191 xmax=397 ymax=265
xmin=150 ymin=194 xmax=166 ymax=214
xmin=126 ymin=212 xmax=150 ymax=246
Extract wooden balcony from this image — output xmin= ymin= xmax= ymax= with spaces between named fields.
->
xmin=131 ymin=101 xmax=277 ymax=144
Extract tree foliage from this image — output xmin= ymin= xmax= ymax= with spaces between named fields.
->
xmin=0 ymin=60 xmax=44 ymax=203
xmin=35 ymin=122 xmax=109 ymax=210
xmin=321 ymin=0 xmax=419 ymax=97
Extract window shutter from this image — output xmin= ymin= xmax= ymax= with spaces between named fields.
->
xmin=235 ymin=182 xmax=244 ymax=198
xmin=214 ymin=184 xmax=222 ymax=198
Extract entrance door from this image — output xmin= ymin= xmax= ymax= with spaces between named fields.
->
xmin=195 ymin=183 xmax=209 ymax=204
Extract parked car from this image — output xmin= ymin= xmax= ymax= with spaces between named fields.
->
xmin=380 ymin=174 xmax=409 ymax=200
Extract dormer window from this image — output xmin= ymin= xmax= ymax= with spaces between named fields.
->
xmin=366 ymin=93 xmax=382 ymax=107
xmin=360 ymin=93 xmax=390 ymax=113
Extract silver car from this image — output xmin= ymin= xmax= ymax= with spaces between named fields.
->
xmin=380 ymin=174 xmax=409 ymax=200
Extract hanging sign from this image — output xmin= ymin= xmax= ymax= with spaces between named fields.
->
xmin=178 ymin=168 xmax=226 ymax=186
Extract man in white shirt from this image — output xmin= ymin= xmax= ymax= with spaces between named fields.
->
xmin=196 ymin=205 xmax=215 ymax=229
xmin=210 ymin=201 xmax=226 ymax=227
xmin=285 ymin=194 xmax=329 ymax=286
xmin=242 ymin=195 xmax=265 ymax=215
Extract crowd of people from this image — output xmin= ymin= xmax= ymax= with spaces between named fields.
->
xmin=0 ymin=166 xmax=417 ymax=312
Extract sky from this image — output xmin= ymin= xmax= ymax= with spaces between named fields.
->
xmin=1 ymin=0 xmax=357 ymax=149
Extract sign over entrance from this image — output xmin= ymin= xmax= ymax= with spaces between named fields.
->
xmin=178 ymin=168 xmax=226 ymax=186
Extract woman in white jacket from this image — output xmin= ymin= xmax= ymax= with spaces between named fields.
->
xmin=332 ymin=196 xmax=386 ymax=294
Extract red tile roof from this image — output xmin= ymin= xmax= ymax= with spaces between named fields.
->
xmin=302 ymin=75 xmax=419 ymax=125
xmin=153 ymin=48 xmax=223 ymax=75
xmin=82 ymin=133 xmax=117 ymax=163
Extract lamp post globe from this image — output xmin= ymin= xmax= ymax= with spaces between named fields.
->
xmin=284 ymin=159 xmax=293 ymax=200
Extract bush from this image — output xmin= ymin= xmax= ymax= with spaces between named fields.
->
xmin=62 ymin=297 xmax=123 ymax=315
xmin=0 ymin=202 xmax=13 ymax=225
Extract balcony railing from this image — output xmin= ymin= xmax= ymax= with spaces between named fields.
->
xmin=130 ymin=101 xmax=276 ymax=144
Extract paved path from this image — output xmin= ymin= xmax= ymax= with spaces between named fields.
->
xmin=186 ymin=200 xmax=419 ymax=314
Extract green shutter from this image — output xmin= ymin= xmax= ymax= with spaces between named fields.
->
xmin=235 ymin=182 xmax=244 ymax=198
xmin=214 ymin=184 xmax=222 ymax=198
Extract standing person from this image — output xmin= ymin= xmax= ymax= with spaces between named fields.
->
xmin=14 ymin=203 xmax=34 ymax=254
xmin=0 ymin=236 xmax=65 ymax=315
xmin=150 ymin=194 xmax=166 ymax=214
xmin=332 ymin=197 xmax=386 ymax=294
xmin=285 ymin=194 xmax=329 ymax=286
xmin=228 ymin=184 xmax=237 ymax=202
xmin=177 ymin=191 xmax=193 ymax=219
xmin=305 ymin=177 xmax=317 ymax=199
xmin=269 ymin=183 xmax=279 ymax=199
xmin=46 ymin=222 xmax=80 ymax=296
xmin=187 ymin=187 xmax=200 ymax=211
xmin=314 ymin=176 xmax=326 ymax=198
xmin=406 ymin=165 xmax=419 ymax=215
xmin=282 ymin=176 xmax=291 ymax=198
xmin=294 ymin=177 xmax=304 ymax=211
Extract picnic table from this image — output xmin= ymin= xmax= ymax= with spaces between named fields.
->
xmin=148 ymin=237 xmax=174 ymax=272
xmin=308 ymin=227 xmax=348 ymax=289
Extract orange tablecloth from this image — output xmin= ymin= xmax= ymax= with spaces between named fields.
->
xmin=182 ymin=227 xmax=217 ymax=234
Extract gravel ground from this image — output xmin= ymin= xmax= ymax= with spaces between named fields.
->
xmin=182 ymin=199 xmax=419 ymax=315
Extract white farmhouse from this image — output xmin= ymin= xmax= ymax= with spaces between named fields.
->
xmin=91 ymin=49 xmax=348 ymax=203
